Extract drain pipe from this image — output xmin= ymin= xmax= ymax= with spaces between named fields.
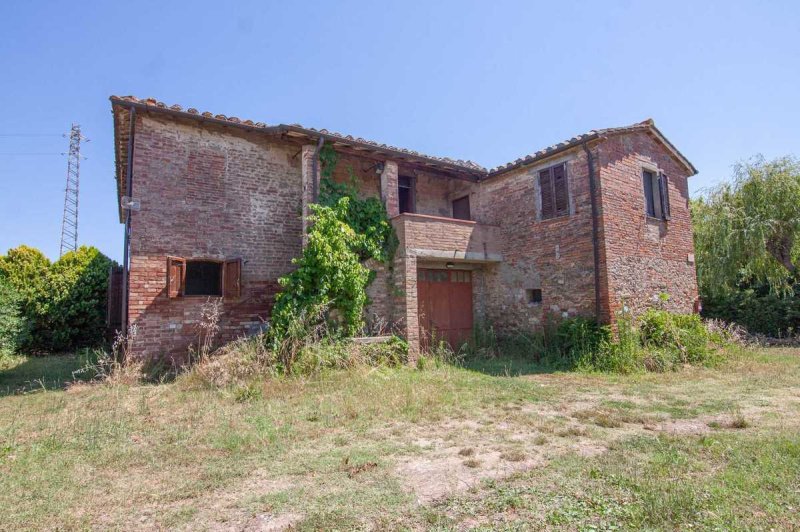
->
xmin=311 ymin=135 xmax=325 ymax=202
xmin=120 ymin=106 xmax=136 ymax=334
xmin=582 ymin=141 xmax=602 ymax=323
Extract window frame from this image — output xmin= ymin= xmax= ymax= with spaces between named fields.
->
xmin=398 ymin=175 xmax=416 ymax=214
xmin=166 ymin=256 xmax=242 ymax=299
xmin=538 ymin=162 xmax=570 ymax=220
xmin=642 ymin=167 xmax=671 ymax=221
xmin=451 ymin=194 xmax=471 ymax=220
xmin=526 ymin=288 xmax=543 ymax=305
xmin=183 ymin=259 xmax=224 ymax=297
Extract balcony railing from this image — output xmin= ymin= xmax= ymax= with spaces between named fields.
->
xmin=391 ymin=213 xmax=502 ymax=262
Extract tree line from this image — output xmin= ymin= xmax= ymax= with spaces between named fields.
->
xmin=692 ymin=156 xmax=799 ymax=335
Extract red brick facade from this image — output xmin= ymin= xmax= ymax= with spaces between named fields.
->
xmin=126 ymin=114 xmax=302 ymax=360
xmin=112 ymin=97 xmax=698 ymax=359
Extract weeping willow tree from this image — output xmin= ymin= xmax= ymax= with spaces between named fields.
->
xmin=692 ymin=156 xmax=800 ymax=298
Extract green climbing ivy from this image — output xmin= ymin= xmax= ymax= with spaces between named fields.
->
xmin=270 ymin=143 xmax=396 ymax=340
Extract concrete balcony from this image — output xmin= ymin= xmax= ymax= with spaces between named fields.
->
xmin=391 ymin=213 xmax=503 ymax=262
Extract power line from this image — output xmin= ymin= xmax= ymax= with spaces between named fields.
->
xmin=0 ymin=152 xmax=64 ymax=155
xmin=0 ymin=134 xmax=63 ymax=137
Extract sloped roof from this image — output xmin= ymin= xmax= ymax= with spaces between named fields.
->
xmin=487 ymin=119 xmax=698 ymax=176
xmin=110 ymin=96 xmax=486 ymax=174
xmin=111 ymin=95 xmax=697 ymax=220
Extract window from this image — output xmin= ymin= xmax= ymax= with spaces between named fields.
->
xmin=167 ymin=257 xmax=241 ymax=299
xmin=642 ymin=169 xmax=671 ymax=220
xmin=452 ymin=195 xmax=471 ymax=220
xmin=526 ymin=288 xmax=543 ymax=304
xmin=452 ymin=270 xmax=471 ymax=283
xmin=185 ymin=261 xmax=222 ymax=296
xmin=539 ymin=163 xmax=569 ymax=219
xmin=398 ymin=175 xmax=415 ymax=214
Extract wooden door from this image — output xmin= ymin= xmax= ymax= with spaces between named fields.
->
xmin=418 ymin=269 xmax=473 ymax=350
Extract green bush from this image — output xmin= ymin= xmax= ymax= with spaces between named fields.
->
xmin=701 ymin=286 xmax=799 ymax=337
xmin=0 ymin=245 xmax=113 ymax=352
xmin=639 ymin=309 xmax=714 ymax=367
xmin=0 ymin=277 xmax=28 ymax=356
xmin=460 ymin=310 xmax=725 ymax=374
xmin=270 ymin=199 xmax=373 ymax=341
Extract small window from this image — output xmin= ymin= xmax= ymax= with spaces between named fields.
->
xmin=539 ymin=163 xmax=569 ymax=220
xmin=526 ymin=288 xmax=542 ymax=304
xmin=167 ymin=257 xmax=242 ymax=298
xmin=452 ymin=195 xmax=471 ymax=220
xmin=398 ymin=175 xmax=415 ymax=214
xmin=452 ymin=270 xmax=471 ymax=283
xmin=185 ymin=261 xmax=222 ymax=296
xmin=642 ymin=169 xmax=671 ymax=220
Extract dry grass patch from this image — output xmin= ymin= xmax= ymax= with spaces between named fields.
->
xmin=1 ymin=347 xmax=799 ymax=529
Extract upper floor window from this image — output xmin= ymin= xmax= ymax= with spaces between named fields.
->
xmin=642 ymin=169 xmax=671 ymax=220
xmin=539 ymin=163 xmax=569 ymax=219
xmin=452 ymin=195 xmax=471 ymax=220
xmin=398 ymin=175 xmax=415 ymax=214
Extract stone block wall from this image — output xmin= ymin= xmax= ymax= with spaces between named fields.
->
xmin=477 ymin=150 xmax=598 ymax=333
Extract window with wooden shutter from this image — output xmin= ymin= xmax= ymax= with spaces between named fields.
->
xmin=643 ymin=170 xmax=656 ymax=217
xmin=539 ymin=163 xmax=569 ymax=220
xmin=539 ymin=169 xmax=554 ymax=219
xmin=167 ymin=257 xmax=185 ymax=298
xmin=643 ymin=169 xmax=670 ymax=220
xmin=223 ymin=258 xmax=242 ymax=299
xmin=659 ymin=173 xmax=671 ymax=220
xmin=552 ymin=163 xmax=569 ymax=216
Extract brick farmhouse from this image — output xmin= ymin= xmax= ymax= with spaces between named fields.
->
xmin=110 ymin=96 xmax=699 ymax=360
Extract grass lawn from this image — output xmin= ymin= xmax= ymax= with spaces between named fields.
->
xmin=1 ymin=347 xmax=799 ymax=530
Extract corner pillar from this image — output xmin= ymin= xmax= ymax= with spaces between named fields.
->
xmin=300 ymin=144 xmax=321 ymax=244
xmin=380 ymin=160 xmax=399 ymax=218
xmin=393 ymin=253 xmax=419 ymax=360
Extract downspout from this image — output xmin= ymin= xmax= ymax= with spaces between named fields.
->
xmin=120 ymin=106 xmax=136 ymax=336
xmin=582 ymin=141 xmax=602 ymax=323
xmin=311 ymin=135 xmax=325 ymax=202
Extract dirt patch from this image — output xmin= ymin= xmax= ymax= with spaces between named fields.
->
xmin=396 ymin=448 xmax=545 ymax=503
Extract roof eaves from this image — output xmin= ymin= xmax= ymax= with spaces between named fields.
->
xmin=109 ymin=96 xmax=486 ymax=176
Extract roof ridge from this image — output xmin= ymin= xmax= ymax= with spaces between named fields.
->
xmin=110 ymin=96 xmax=694 ymax=177
xmin=110 ymin=95 xmax=486 ymax=173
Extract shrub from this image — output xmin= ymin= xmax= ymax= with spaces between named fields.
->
xmin=270 ymin=199 xmax=373 ymax=342
xmin=44 ymin=247 xmax=113 ymax=351
xmin=0 ymin=245 xmax=113 ymax=352
xmin=701 ymin=286 xmax=799 ymax=337
xmin=639 ymin=309 xmax=715 ymax=366
xmin=186 ymin=333 xmax=409 ymax=388
xmin=460 ymin=310 xmax=727 ymax=374
xmin=0 ymin=277 xmax=28 ymax=356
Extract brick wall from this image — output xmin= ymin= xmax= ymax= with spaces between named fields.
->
xmin=478 ymin=150 xmax=597 ymax=333
xmin=127 ymin=114 xmax=303 ymax=360
xmin=595 ymin=131 xmax=698 ymax=317
xmin=123 ymin=112 xmax=697 ymax=359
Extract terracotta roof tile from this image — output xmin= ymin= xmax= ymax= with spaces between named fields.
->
xmin=109 ymin=96 xmax=695 ymax=178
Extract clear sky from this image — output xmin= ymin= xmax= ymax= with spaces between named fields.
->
xmin=1 ymin=0 xmax=798 ymax=262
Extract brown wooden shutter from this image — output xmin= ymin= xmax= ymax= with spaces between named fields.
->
xmin=539 ymin=169 xmax=554 ymax=219
xmin=223 ymin=258 xmax=242 ymax=299
xmin=552 ymin=163 xmax=569 ymax=216
xmin=167 ymin=257 xmax=185 ymax=298
xmin=659 ymin=173 xmax=671 ymax=220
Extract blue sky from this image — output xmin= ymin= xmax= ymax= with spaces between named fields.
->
xmin=1 ymin=0 xmax=798 ymax=262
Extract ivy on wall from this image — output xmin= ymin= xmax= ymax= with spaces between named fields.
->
xmin=270 ymin=143 xmax=396 ymax=340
